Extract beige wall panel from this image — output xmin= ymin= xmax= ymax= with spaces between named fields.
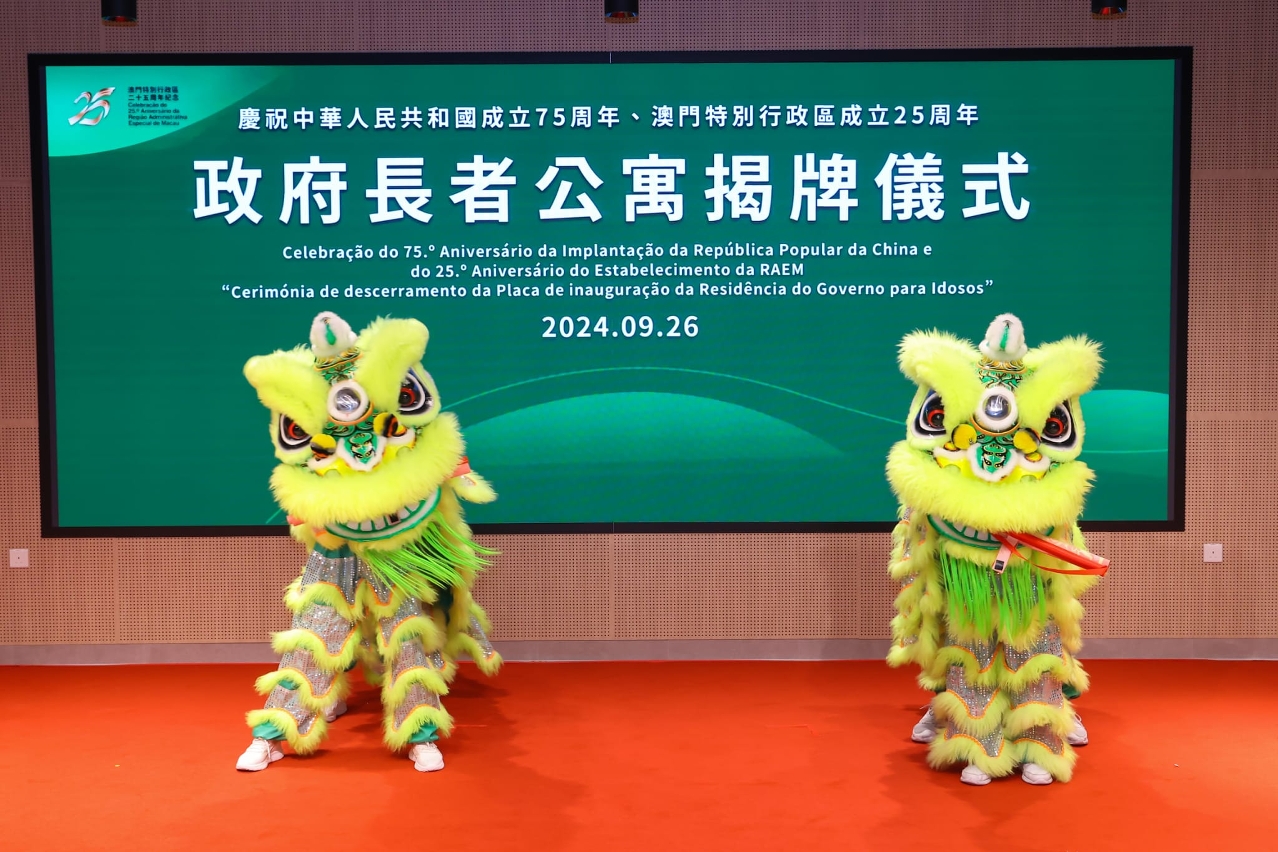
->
xmin=470 ymin=533 xmax=614 ymax=641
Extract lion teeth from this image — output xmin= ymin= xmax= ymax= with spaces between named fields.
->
xmin=337 ymin=497 xmax=431 ymax=535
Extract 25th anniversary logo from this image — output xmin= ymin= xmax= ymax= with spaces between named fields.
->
xmin=67 ymin=87 xmax=116 ymax=126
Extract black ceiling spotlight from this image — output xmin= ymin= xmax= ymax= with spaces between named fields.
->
xmin=102 ymin=0 xmax=138 ymax=26
xmin=1091 ymin=1 xmax=1126 ymax=18
xmin=605 ymin=0 xmax=638 ymax=23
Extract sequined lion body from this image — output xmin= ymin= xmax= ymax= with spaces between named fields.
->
xmin=242 ymin=311 xmax=501 ymax=757
xmin=885 ymin=314 xmax=1104 ymax=782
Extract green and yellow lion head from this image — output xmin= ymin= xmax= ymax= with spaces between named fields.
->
xmin=244 ymin=311 xmax=480 ymax=553
xmin=887 ymin=313 xmax=1103 ymax=544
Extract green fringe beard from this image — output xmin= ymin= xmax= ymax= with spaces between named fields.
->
xmin=359 ymin=515 xmax=498 ymax=602
xmin=939 ymin=549 xmax=1046 ymax=637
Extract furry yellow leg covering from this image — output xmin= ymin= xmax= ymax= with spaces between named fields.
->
xmin=246 ymin=598 xmax=359 ymax=752
xmin=377 ymin=598 xmax=454 ymax=750
xmin=929 ymin=620 xmax=1080 ymax=782
xmin=246 ymin=708 xmax=328 ymax=754
xmin=1005 ymin=677 xmax=1077 ymax=781
xmin=444 ymin=598 xmax=504 ymax=677
xmin=929 ymin=645 xmax=1019 ymax=778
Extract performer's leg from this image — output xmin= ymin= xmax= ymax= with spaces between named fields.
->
xmin=324 ymin=659 xmax=357 ymax=723
xmin=906 ymin=606 xmax=945 ymax=745
xmin=1003 ymin=622 xmax=1077 ymax=784
xmin=928 ymin=635 xmax=1016 ymax=784
xmin=1007 ymin=676 xmax=1074 ymax=784
xmin=1062 ymin=681 xmax=1088 ymax=745
xmin=237 ymin=550 xmax=362 ymax=771
xmin=238 ymin=602 xmax=357 ymax=770
xmin=376 ymin=595 xmax=453 ymax=772
xmin=912 ymin=686 xmax=944 ymax=744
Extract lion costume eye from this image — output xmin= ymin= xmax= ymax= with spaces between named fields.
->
xmin=399 ymin=370 xmax=434 ymax=416
xmin=277 ymin=414 xmax=311 ymax=450
xmin=974 ymin=386 xmax=1019 ymax=434
xmin=914 ymin=391 xmax=946 ymax=436
xmin=1041 ymin=402 xmax=1076 ymax=447
xmin=327 ymin=380 xmax=370 ymax=424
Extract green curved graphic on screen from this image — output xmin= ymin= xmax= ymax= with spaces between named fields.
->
xmin=1079 ymin=389 xmax=1169 ymax=453
xmin=45 ymin=65 xmax=275 ymax=157
xmin=1075 ymin=390 xmax=1170 ymax=506
xmin=465 ymin=391 xmax=846 ymax=466
xmin=448 ymin=366 xmax=901 ymax=422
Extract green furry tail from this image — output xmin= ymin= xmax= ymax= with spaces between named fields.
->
xmin=360 ymin=517 xmax=498 ymax=601
xmin=939 ymin=550 xmax=1046 ymax=636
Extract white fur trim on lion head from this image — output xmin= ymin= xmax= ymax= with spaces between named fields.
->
xmin=979 ymin=313 xmax=1028 ymax=363
xmin=310 ymin=312 xmax=358 ymax=358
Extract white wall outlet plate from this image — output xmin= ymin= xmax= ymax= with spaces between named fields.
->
xmin=9 ymin=548 xmax=29 ymax=568
xmin=1203 ymin=543 xmax=1223 ymax=563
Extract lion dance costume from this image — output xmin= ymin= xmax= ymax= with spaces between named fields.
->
xmin=885 ymin=313 xmax=1109 ymax=786
xmin=235 ymin=311 xmax=501 ymax=773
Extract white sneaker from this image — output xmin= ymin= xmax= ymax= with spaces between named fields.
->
xmin=960 ymin=764 xmax=992 ymax=786
xmin=911 ymin=706 xmax=938 ymax=743
xmin=1021 ymin=763 xmax=1054 ymax=785
xmin=323 ymin=698 xmax=348 ymax=723
xmin=409 ymin=742 xmax=444 ymax=772
xmin=1066 ymin=713 xmax=1088 ymax=746
xmin=235 ymin=738 xmax=284 ymax=771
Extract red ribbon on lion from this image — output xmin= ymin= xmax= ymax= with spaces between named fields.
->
xmin=991 ymin=531 xmax=1110 ymax=577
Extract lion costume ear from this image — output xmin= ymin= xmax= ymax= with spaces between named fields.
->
xmin=243 ymin=347 xmax=329 ymax=436
xmin=1017 ymin=337 xmax=1104 ymax=430
xmin=897 ymin=330 xmax=984 ymax=428
xmin=352 ymin=317 xmax=430 ymax=413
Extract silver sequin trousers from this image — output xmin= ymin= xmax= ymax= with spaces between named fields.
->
xmin=247 ymin=547 xmax=470 ymax=752
xmin=933 ymin=621 xmax=1075 ymax=779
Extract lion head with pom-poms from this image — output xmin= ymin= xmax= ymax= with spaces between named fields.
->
xmin=243 ymin=312 xmax=495 ymax=588
xmin=886 ymin=313 xmax=1103 ymax=545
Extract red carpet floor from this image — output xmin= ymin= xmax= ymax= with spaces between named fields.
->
xmin=2 ymin=659 xmax=1276 ymax=851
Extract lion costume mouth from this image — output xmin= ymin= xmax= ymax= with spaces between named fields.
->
xmin=927 ymin=515 xmax=1055 ymax=551
xmin=323 ymin=487 xmax=441 ymax=542
xmin=928 ymin=515 xmax=1001 ymax=549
